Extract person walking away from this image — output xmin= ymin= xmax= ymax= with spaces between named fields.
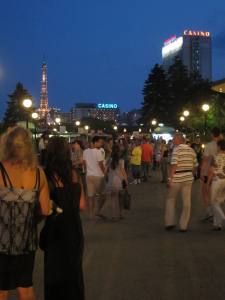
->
xmin=165 ymin=133 xmax=197 ymax=232
xmin=43 ymin=137 xmax=85 ymax=300
xmin=200 ymin=127 xmax=222 ymax=222
xmin=71 ymin=140 xmax=86 ymax=199
xmin=191 ymin=136 xmax=203 ymax=179
xmin=120 ymin=140 xmax=130 ymax=173
xmin=130 ymin=140 xmax=142 ymax=184
xmin=160 ymin=140 xmax=169 ymax=183
xmin=106 ymin=145 xmax=128 ymax=220
xmin=141 ymin=137 xmax=153 ymax=181
xmin=0 ymin=126 xmax=51 ymax=300
xmin=83 ymin=136 xmax=106 ymax=220
xmin=207 ymin=139 xmax=225 ymax=230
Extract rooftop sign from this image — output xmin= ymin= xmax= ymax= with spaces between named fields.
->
xmin=183 ymin=30 xmax=210 ymax=37
xmin=97 ymin=103 xmax=118 ymax=109
xmin=164 ymin=35 xmax=177 ymax=46
xmin=162 ymin=37 xmax=183 ymax=58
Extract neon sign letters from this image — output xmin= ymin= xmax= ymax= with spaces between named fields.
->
xmin=97 ymin=103 xmax=118 ymax=109
xmin=183 ymin=30 xmax=210 ymax=37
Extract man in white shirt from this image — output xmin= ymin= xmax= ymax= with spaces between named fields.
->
xmin=200 ymin=127 xmax=222 ymax=222
xmin=83 ymin=136 xmax=106 ymax=219
xmin=165 ymin=133 xmax=197 ymax=232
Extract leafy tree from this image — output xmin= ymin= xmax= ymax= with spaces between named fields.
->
xmin=3 ymin=82 xmax=32 ymax=130
xmin=142 ymin=64 xmax=170 ymax=125
xmin=167 ymin=57 xmax=192 ymax=126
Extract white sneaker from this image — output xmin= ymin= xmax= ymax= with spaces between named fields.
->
xmin=129 ymin=179 xmax=137 ymax=185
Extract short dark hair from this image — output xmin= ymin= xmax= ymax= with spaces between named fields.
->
xmin=212 ymin=127 xmax=220 ymax=138
xmin=92 ymin=136 xmax=102 ymax=144
xmin=217 ymin=139 xmax=225 ymax=151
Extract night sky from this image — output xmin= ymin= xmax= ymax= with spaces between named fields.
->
xmin=0 ymin=0 xmax=225 ymax=118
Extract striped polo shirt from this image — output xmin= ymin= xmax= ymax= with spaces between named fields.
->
xmin=171 ymin=144 xmax=198 ymax=183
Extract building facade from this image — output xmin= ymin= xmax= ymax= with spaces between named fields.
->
xmin=162 ymin=30 xmax=212 ymax=80
xmin=71 ymin=102 xmax=119 ymax=122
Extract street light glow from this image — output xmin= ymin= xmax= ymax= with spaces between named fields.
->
xmin=113 ymin=125 xmax=118 ymax=131
xmin=23 ymin=98 xmax=32 ymax=108
xmin=31 ymin=112 xmax=38 ymax=119
xmin=139 ymin=128 xmax=142 ymax=132
xmin=84 ymin=125 xmax=89 ymax=131
xmin=151 ymin=119 xmax=157 ymax=126
xmin=75 ymin=120 xmax=81 ymax=126
xmin=123 ymin=128 xmax=127 ymax=133
xmin=202 ymin=104 xmax=209 ymax=112
xmin=183 ymin=110 xmax=190 ymax=117
xmin=180 ymin=116 xmax=185 ymax=122
xmin=55 ymin=117 xmax=61 ymax=124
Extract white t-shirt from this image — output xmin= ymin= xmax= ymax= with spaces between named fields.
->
xmin=203 ymin=141 xmax=218 ymax=175
xmin=83 ymin=148 xmax=104 ymax=177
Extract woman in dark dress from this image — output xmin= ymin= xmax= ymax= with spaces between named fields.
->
xmin=43 ymin=137 xmax=84 ymax=300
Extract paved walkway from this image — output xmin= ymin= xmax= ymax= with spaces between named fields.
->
xmin=9 ymin=172 xmax=225 ymax=300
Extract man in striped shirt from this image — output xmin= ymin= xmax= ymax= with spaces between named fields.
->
xmin=165 ymin=133 xmax=198 ymax=232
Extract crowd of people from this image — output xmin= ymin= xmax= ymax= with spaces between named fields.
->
xmin=0 ymin=125 xmax=225 ymax=299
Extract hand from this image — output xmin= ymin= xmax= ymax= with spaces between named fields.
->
xmin=167 ymin=178 xmax=172 ymax=188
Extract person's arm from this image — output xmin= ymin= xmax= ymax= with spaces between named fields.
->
xmin=119 ymin=160 xmax=128 ymax=184
xmin=168 ymin=148 xmax=178 ymax=186
xmin=39 ymin=168 xmax=51 ymax=216
xmin=98 ymin=161 xmax=106 ymax=175
xmin=72 ymin=169 xmax=86 ymax=211
xmin=96 ymin=149 xmax=106 ymax=174
xmin=207 ymin=166 xmax=214 ymax=189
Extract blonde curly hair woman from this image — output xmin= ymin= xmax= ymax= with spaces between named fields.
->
xmin=0 ymin=126 xmax=51 ymax=300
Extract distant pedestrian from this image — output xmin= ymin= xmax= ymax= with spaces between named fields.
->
xmin=38 ymin=133 xmax=48 ymax=166
xmin=200 ymin=127 xmax=222 ymax=222
xmin=160 ymin=140 xmax=169 ymax=183
xmin=130 ymin=140 xmax=142 ymax=184
xmin=165 ymin=133 xmax=197 ymax=232
xmin=106 ymin=145 xmax=128 ymax=220
xmin=191 ymin=136 xmax=203 ymax=179
xmin=141 ymin=137 xmax=153 ymax=181
xmin=83 ymin=136 xmax=106 ymax=219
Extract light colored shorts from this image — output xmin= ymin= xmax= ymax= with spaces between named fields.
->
xmin=86 ymin=176 xmax=105 ymax=197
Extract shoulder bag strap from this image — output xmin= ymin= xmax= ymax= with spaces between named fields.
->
xmin=0 ymin=162 xmax=13 ymax=188
xmin=34 ymin=168 xmax=41 ymax=190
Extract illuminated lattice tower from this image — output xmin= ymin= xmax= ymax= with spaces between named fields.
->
xmin=39 ymin=62 xmax=49 ymax=118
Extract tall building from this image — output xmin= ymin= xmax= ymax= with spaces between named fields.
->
xmin=162 ymin=30 xmax=212 ymax=80
xmin=71 ymin=102 xmax=119 ymax=122
xmin=38 ymin=62 xmax=50 ymax=118
xmin=71 ymin=103 xmax=97 ymax=120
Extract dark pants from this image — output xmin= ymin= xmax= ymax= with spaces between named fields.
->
xmin=142 ymin=161 xmax=150 ymax=180
xmin=161 ymin=157 xmax=168 ymax=183
xmin=131 ymin=165 xmax=141 ymax=180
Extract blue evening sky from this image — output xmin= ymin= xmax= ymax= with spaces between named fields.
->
xmin=0 ymin=0 xmax=225 ymax=118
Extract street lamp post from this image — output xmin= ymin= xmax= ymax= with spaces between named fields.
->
xmin=202 ymin=104 xmax=209 ymax=136
xmin=22 ymin=98 xmax=32 ymax=129
xmin=31 ymin=112 xmax=39 ymax=141
xmin=183 ymin=110 xmax=190 ymax=117
xmin=75 ymin=120 xmax=81 ymax=133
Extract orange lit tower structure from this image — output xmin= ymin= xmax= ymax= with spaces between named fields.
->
xmin=39 ymin=62 xmax=49 ymax=118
